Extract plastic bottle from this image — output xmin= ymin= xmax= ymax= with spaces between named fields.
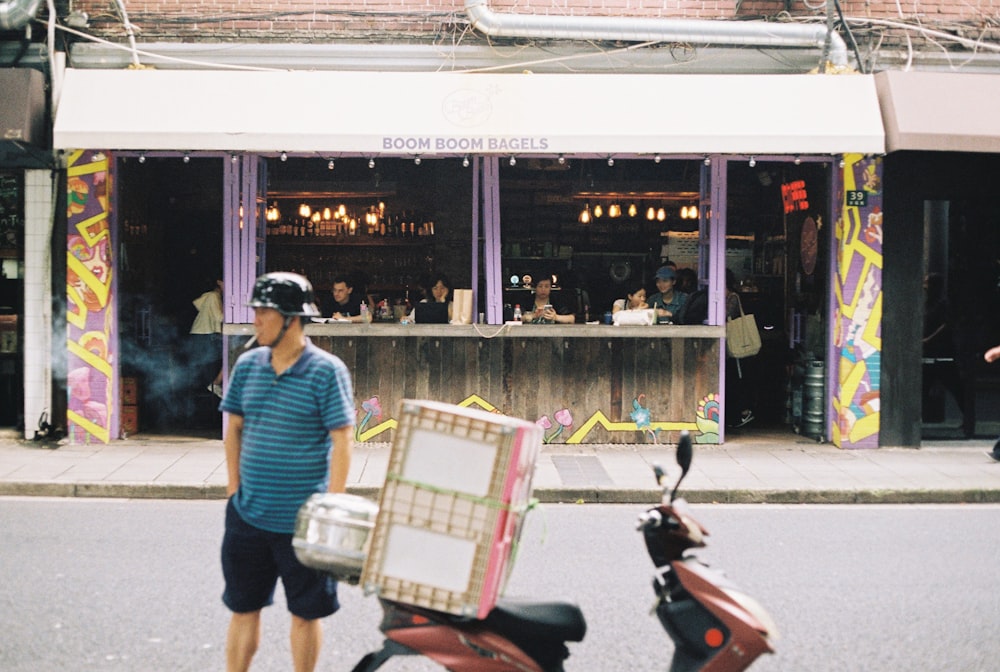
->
xmin=360 ymin=303 xmax=370 ymax=324
xmin=513 ymin=304 xmax=522 ymax=322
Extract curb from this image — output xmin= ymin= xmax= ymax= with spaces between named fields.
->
xmin=3 ymin=482 xmax=1000 ymax=504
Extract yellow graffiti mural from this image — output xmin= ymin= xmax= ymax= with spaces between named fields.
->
xmin=353 ymin=392 xmax=716 ymax=445
xmin=66 ymin=151 xmax=115 ymax=445
xmin=832 ymin=153 xmax=883 ymax=448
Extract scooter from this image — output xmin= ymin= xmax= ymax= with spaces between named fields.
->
xmin=349 ymin=431 xmax=777 ymax=672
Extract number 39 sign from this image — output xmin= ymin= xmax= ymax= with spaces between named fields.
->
xmin=846 ymin=190 xmax=868 ymax=207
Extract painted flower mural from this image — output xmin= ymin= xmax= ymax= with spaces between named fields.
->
xmin=629 ymin=394 xmax=658 ymax=443
xmin=695 ymin=393 xmax=721 ymax=443
xmin=356 ymin=396 xmax=383 ymax=441
xmin=536 ymin=408 xmax=573 ymax=444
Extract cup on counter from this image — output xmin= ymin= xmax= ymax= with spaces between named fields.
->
xmin=603 ymin=311 xmax=613 ymax=325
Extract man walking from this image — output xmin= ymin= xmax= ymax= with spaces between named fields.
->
xmin=220 ymin=272 xmax=355 ymax=671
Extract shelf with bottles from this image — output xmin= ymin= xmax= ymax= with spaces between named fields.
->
xmin=268 ymin=234 xmax=430 ymax=247
xmin=265 ymin=201 xmax=436 ymax=242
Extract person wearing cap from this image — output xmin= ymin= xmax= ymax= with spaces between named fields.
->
xmin=219 ymin=272 xmax=355 ymax=672
xmin=648 ymin=265 xmax=688 ymax=325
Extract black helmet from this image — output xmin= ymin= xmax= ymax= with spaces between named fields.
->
xmin=248 ymin=272 xmax=320 ymax=317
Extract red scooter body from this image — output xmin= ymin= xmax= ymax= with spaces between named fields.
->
xmin=348 ymin=431 xmax=774 ymax=672
xmin=640 ymin=433 xmax=777 ymax=671
xmin=352 ymin=597 xmax=586 ymax=672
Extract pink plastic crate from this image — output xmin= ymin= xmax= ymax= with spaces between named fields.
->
xmin=361 ymin=399 xmax=542 ymax=618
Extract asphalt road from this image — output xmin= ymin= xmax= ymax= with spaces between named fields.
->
xmin=1 ymin=498 xmax=998 ymax=671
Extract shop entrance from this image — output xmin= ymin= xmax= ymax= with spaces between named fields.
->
xmin=724 ymin=159 xmax=831 ymax=436
xmin=116 ymin=156 xmax=224 ymax=436
xmin=920 ymin=194 xmax=1000 ymax=440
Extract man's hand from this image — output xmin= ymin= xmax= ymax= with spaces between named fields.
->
xmin=224 ymin=414 xmax=244 ymax=498
xmin=985 ymin=346 xmax=1000 ymax=363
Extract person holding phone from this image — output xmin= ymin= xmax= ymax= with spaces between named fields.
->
xmin=528 ymin=275 xmax=575 ymax=324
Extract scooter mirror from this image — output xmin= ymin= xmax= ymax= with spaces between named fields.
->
xmin=671 ymin=431 xmax=693 ymax=502
xmin=652 ymin=464 xmax=666 ymax=486
xmin=676 ymin=431 xmax=692 ymax=474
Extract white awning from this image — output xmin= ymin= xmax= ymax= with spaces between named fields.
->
xmin=875 ymin=71 xmax=1000 ymax=153
xmin=54 ymin=69 xmax=885 ymax=155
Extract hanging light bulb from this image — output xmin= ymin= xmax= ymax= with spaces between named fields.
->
xmin=368 ymin=158 xmax=375 ymax=169
xmin=628 ymin=203 xmax=637 ymax=218
xmin=462 ymin=155 xmax=470 ymax=168
xmin=654 ymin=154 xmax=661 ymax=163
xmin=794 ymin=156 xmax=802 ymax=165
xmin=414 ymin=156 xmax=422 ymax=165
xmin=299 ymin=203 xmax=311 ymax=218
xmin=311 ymin=212 xmax=321 ymax=223
xmin=748 ymin=156 xmax=756 ymax=168
xmin=509 ymin=156 xmax=516 ymax=166
xmin=579 ymin=204 xmax=591 ymax=224
xmin=680 ymin=206 xmax=689 ymax=219
xmin=322 ymin=207 xmax=332 ymax=220
xmin=703 ymin=155 xmax=711 ymax=166
xmin=691 ymin=205 xmax=699 ymax=218
xmin=183 ymin=153 xmax=190 ymax=164
xmin=280 ymin=152 xmax=288 ymax=162
xmin=657 ymin=208 xmax=666 ymax=222
xmin=557 ymin=154 xmax=566 ymax=165
xmin=609 ymin=204 xmax=621 ymax=218
xmin=231 ymin=154 xmax=238 ymax=164
xmin=337 ymin=204 xmax=347 ymax=218
xmin=646 ymin=207 xmax=656 ymax=221
xmin=607 ymin=156 xmax=614 ymax=167
xmin=137 ymin=153 xmax=146 ymax=163
xmin=593 ymin=204 xmax=603 ymax=218
xmin=328 ymin=159 xmax=335 ymax=170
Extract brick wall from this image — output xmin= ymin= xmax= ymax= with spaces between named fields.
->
xmin=66 ymin=1 xmax=999 ymax=51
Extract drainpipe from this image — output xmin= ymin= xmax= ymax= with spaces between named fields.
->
xmin=465 ymin=0 xmax=849 ymax=69
xmin=0 ymin=0 xmax=43 ymax=30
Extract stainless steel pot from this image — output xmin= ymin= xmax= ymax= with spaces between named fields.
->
xmin=293 ymin=493 xmax=378 ymax=584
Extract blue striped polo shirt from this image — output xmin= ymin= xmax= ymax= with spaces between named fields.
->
xmin=221 ymin=339 xmax=355 ymax=534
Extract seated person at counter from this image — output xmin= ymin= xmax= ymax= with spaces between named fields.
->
xmin=412 ymin=273 xmax=453 ymax=324
xmin=325 ymin=274 xmax=367 ymax=322
xmin=648 ymin=266 xmax=688 ymax=324
xmin=612 ymin=282 xmax=648 ymax=314
xmin=527 ymin=276 xmax=576 ymax=324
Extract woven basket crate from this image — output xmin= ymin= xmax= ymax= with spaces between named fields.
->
xmin=361 ymin=399 xmax=542 ymax=618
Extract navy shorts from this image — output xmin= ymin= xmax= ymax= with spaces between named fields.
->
xmin=221 ymin=498 xmax=340 ymax=620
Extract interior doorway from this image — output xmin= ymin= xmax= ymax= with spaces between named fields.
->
xmin=725 ymin=159 xmax=831 ymax=437
xmin=117 ymin=156 xmax=224 ymax=436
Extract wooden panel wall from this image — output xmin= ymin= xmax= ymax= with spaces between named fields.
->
xmin=285 ymin=334 xmax=722 ymax=444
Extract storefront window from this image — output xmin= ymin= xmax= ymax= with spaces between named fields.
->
xmin=264 ymin=157 xmax=473 ymax=316
xmin=497 ymin=158 xmax=703 ymax=322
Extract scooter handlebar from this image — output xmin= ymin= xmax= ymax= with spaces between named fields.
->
xmin=636 ymin=509 xmax=663 ymax=531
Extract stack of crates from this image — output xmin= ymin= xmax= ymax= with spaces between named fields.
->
xmin=361 ymin=399 xmax=542 ymax=618
xmin=120 ymin=377 xmax=139 ymax=435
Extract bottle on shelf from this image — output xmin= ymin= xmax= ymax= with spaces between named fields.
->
xmin=360 ymin=303 xmax=370 ymax=324
xmin=513 ymin=304 xmax=522 ymax=322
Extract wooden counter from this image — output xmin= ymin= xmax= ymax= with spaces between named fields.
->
xmin=224 ymin=323 xmax=724 ymax=444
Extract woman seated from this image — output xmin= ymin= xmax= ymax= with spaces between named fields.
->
xmin=412 ymin=273 xmax=453 ymax=323
xmin=612 ymin=282 xmax=648 ymax=314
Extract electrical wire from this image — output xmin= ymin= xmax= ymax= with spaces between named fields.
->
xmin=833 ymin=0 xmax=865 ymax=73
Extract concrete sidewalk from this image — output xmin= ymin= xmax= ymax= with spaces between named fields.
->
xmin=1 ymin=428 xmax=999 ymax=504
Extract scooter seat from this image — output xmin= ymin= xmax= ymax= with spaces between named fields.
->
xmin=488 ymin=598 xmax=587 ymax=642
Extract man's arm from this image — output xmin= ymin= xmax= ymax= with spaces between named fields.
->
xmin=327 ymin=425 xmax=354 ymax=493
xmin=224 ymin=414 xmax=244 ymax=498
